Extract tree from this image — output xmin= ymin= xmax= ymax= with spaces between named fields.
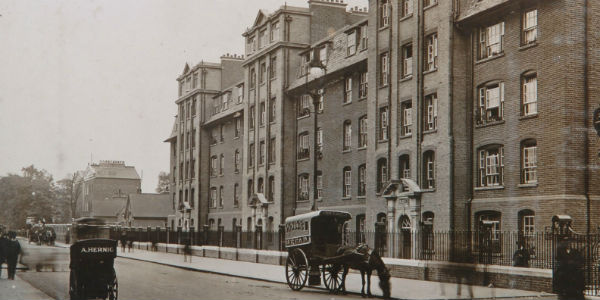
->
xmin=0 ymin=165 xmax=56 ymax=229
xmin=156 ymin=171 xmax=170 ymax=193
xmin=55 ymin=172 xmax=82 ymax=222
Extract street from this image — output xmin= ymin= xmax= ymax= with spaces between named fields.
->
xmin=12 ymin=242 xmax=364 ymax=300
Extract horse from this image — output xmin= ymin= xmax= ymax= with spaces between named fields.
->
xmin=335 ymin=244 xmax=391 ymax=299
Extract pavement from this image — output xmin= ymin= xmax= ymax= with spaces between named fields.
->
xmin=0 ymin=270 xmax=53 ymax=300
xmin=96 ymin=243 xmax=553 ymax=300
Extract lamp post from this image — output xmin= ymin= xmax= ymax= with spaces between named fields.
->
xmin=308 ymin=58 xmax=326 ymax=212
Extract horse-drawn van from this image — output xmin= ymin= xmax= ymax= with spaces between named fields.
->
xmin=69 ymin=217 xmax=118 ymax=300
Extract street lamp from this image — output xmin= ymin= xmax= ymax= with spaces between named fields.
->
xmin=308 ymin=57 xmax=327 ymax=211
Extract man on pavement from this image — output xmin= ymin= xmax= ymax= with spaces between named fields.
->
xmin=0 ymin=230 xmax=7 ymax=278
xmin=5 ymin=231 xmax=22 ymax=280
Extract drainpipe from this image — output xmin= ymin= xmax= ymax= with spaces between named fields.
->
xmin=283 ymin=13 xmax=292 ymax=224
xmin=583 ymin=0 xmax=590 ymax=237
xmin=448 ymin=1 xmax=456 ymax=259
xmin=387 ymin=3 xmax=393 ymax=184
xmin=416 ymin=0 xmax=424 ymax=188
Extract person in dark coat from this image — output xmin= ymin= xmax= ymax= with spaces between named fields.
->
xmin=183 ymin=238 xmax=192 ymax=262
xmin=5 ymin=231 xmax=22 ymax=280
xmin=513 ymin=242 xmax=530 ymax=267
xmin=0 ymin=231 xmax=7 ymax=279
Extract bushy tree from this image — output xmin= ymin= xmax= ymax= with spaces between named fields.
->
xmin=156 ymin=171 xmax=170 ymax=193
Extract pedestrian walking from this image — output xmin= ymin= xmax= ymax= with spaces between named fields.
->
xmin=127 ymin=237 xmax=133 ymax=253
xmin=5 ymin=231 xmax=22 ymax=280
xmin=0 ymin=231 xmax=8 ymax=279
xmin=120 ymin=231 xmax=127 ymax=252
xmin=183 ymin=239 xmax=192 ymax=263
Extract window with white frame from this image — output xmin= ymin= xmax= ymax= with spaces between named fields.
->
xmin=347 ymin=30 xmax=357 ymax=56
xmin=403 ymin=44 xmax=413 ymax=77
xmin=270 ymin=98 xmax=277 ymax=122
xmin=210 ymin=187 xmax=217 ymax=208
xmin=425 ymin=33 xmax=438 ymax=71
xmin=424 ymin=94 xmax=437 ymax=131
xmin=401 ymin=101 xmax=412 ymax=136
xmin=522 ymin=140 xmax=537 ymax=184
xmin=298 ymin=95 xmax=311 ymax=117
xmin=259 ymin=141 xmax=265 ymax=165
xmin=298 ymin=132 xmax=310 ymax=159
xmin=235 ymin=117 xmax=241 ymax=138
xmin=478 ymin=211 xmax=501 ymax=241
xmin=380 ymin=0 xmax=389 ymax=28
xmin=260 ymin=102 xmax=266 ymax=126
xmin=379 ymin=106 xmax=389 ymax=141
xmin=219 ymin=154 xmax=224 ymax=175
xmin=358 ymin=164 xmax=366 ymax=196
xmin=344 ymin=76 xmax=352 ymax=103
xmin=316 ymin=128 xmax=323 ymax=152
xmin=359 ymin=72 xmax=368 ymax=98
xmin=360 ymin=25 xmax=368 ymax=50
xmin=423 ymin=151 xmax=435 ymax=189
xmin=237 ymin=85 xmax=244 ymax=103
xmin=260 ymin=62 xmax=266 ymax=84
xmin=270 ymin=56 xmax=277 ymax=79
xmin=478 ymin=82 xmax=504 ymax=124
xmin=522 ymin=10 xmax=537 ymax=45
xmin=268 ymin=176 xmax=275 ymax=202
xmin=223 ymin=93 xmax=231 ymax=110
xmin=343 ymin=120 xmax=352 ymax=151
xmin=522 ymin=74 xmax=537 ymax=116
xmin=478 ymin=145 xmax=504 ymax=187
xmin=250 ymin=68 xmax=256 ymax=88
xmin=521 ymin=212 xmax=535 ymax=236
xmin=480 ymin=22 xmax=505 ymax=59
xmin=380 ymin=52 xmax=389 ymax=86
xmin=316 ymin=171 xmax=323 ymax=199
xmin=343 ymin=167 xmax=352 ymax=197
xmin=359 ymin=116 xmax=368 ymax=148
xmin=319 ymin=46 xmax=328 ymax=65
xmin=259 ymin=30 xmax=267 ymax=48
xmin=210 ymin=156 xmax=217 ymax=176
xmin=401 ymin=0 xmax=413 ymax=17
xmin=399 ymin=154 xmax=410 ymax=179
xmin=234 ymin=150 xmax=240 ymax=172
xmin=298 ymin=174 xmax=309 ymax=201
xmin=377 ymin=158 xmax=388 ymax=193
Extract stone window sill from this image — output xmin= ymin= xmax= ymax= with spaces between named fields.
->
xmin=476 ymin=52 xmax=505 ymax=65
xmin=476 ymin=120 xmax=505 ymax=128
xmin=518 ymin=183 xmax=538 ymax=188
xmin=519 ymin=42 xmax=538 ymax=51
xmin=474 ymin=186 xmax=504 ymax=191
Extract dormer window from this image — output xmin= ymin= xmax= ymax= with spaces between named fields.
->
xmin=347 ymin=30 xmax=357 ymax=56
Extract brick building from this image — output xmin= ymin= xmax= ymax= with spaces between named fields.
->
xmin=240 ymin=0 xmax=367 ymax=233
xmin=165 ymin=56 xmax=244 ymax=231
xmin=75 ymin=160 xmax=141 ymax=223
xmin=287 ymin=15 xmax=369 ymax=239
xmin=164 ymin=0 xmax=600 ymax=243
xmin=455 ymin=0 xmax=600 ymax=234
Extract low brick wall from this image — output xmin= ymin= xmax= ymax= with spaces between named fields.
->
xmin=383 ymin=258 xmax=553 ymax=293
xmin=131 ymin=242 xmax=552 ymax=292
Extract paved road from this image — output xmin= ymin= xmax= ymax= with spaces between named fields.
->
xmin=16 ymin=242 xmax=363 ymax=300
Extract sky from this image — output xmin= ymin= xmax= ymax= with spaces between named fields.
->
xmin=0 ymin=0 xmax=368 ymax=192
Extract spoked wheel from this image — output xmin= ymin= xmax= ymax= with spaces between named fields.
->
xmin=322 ymin=263 xmax=345 ymax=293
xmin=286 ymin=248 xmax=309 ymax=291
xmin=106 ymin=269 xmax=118 ymax=300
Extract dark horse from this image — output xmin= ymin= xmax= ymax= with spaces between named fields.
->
xmin=336 ymin=244 xmax=391 ymax=299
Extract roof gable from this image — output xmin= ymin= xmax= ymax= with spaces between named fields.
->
xmin=253 ymin=10 xmax=269 ymax=27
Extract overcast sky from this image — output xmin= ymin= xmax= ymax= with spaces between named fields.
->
xmin=0 ymin=0 xmax=368 ymax=192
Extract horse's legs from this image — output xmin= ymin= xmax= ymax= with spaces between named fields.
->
xmin=360 ymin=270 xmax=366 ymax=297
xmin=341 ymin=266 xmax=349 ymax=294
xmin=367 ymin=270 xmax=373 ymax=297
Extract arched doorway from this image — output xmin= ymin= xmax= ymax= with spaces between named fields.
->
xmin=399 ymin=215 xmax=411 ymax=259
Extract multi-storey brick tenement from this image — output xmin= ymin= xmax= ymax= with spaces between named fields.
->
xmin=165 ymin=55 xmax=244 ymax=231
xmin=240 ymin=0 xmax=367 ymax=233
xmin=165 ymin=0 xmax=600 ymax=244
xmin=454 ymin=0 xmax=600 ymax=234
xmin=287 ymin=16 xmax=369 ymax=241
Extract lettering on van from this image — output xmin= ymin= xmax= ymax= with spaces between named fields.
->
xmin=80 ymin=247 xmax=114 ymax=253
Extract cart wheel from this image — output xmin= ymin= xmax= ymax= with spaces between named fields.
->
xmin=286 ymin=248 xmax=308 ymax=291
xmin=322 ymin=263 xmax=344 ymax=293
xmin=107 ymin=269 xmax=118 ymax=300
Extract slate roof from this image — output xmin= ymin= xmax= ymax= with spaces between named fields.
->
xmin=128 ymin=193 xmax=172 ymax=218
xmin=91 ymin=197 xmax=127 ymax=218
xmin=164 ymin=116 xmax=178 ymax=142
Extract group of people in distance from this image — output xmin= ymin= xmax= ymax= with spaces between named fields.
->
xmin=0 ymin=230 xmax=22 ymax=280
